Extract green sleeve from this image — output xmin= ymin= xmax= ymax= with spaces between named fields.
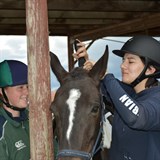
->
xmin=0 ymin=138 xmax=9 ymax=160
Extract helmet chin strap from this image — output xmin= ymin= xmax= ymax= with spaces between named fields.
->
xmin=130 ymin=57 xmax=160 ymax=87
xmin=1 ymin=88 xmax=26 ymax=111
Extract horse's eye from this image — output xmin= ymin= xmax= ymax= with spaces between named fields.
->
xmin=91 ymin=105 xmax=100 ymax=113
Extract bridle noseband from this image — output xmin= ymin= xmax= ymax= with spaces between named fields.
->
xmin=57 ymin=150 xmax=92 ymax=160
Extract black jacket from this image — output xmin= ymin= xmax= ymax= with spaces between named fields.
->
xmin=102 ymin=74 xmax=160 ymax=160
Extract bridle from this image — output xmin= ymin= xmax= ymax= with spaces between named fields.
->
xmin=56 ymin=92 xmax=105 ymax=160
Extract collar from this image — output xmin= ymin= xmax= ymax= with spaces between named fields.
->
xmin=0 ymin=107 xmax=28 ymax=127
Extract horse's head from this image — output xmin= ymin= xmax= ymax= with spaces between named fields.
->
xmin=50 ymin=46 xmax=108 ymax=160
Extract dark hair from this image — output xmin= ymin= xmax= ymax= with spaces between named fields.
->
xmin=0 ymin=93 xmax=3 ymax=107
xmin=140 ymin=57 xmax=159 ymax=88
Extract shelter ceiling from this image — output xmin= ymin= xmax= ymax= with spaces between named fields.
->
xmin=0 ymin=0 xmax=160 ymax=41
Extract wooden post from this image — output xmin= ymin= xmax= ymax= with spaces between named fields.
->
xmin=26 ymin=0 xmax=54 ymax=159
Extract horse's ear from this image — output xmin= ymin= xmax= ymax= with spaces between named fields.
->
xmin=50 ymin=52 xmax=68 ymax=85
xmin=89 ymin=45 xmax=109 ymax=85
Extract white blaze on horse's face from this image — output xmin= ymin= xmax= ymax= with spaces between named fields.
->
xmin=66 ymin=89 xmax=81 ymax=141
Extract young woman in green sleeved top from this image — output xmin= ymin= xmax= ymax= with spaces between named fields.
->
xmin=0 ymin=60 xmax=30 ymax=160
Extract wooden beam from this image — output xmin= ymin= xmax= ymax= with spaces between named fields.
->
xmin=73 ymin=13 xmax=160 ymax=41
xmin=26 ymin=0 xmax=54 ymax=159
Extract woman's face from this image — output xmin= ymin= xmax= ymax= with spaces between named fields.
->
xmin=4 ymin=84 xmax=29 ymax=109
xmin=120 ymin=53 xmax=145 ymax=84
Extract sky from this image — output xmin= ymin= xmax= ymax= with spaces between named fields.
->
xmin=0 ymin=36 xmax=130 ymax=90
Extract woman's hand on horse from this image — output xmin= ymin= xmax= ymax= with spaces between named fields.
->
xmin=83 ymin=60 xmax=95 ymax=71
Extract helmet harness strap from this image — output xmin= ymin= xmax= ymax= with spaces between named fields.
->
xmin=130 ymin=57 xmax=160 ymax=87
xmin=0 ymin=88 xmax=25 ymax=111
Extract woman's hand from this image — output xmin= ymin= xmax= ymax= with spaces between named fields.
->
xmin=83 ymin=60 xmax=95 ymax=71
xmin=72 ymin=39 xmax=89 ymax=61
xmin=73 ymin=39 xmax=96 ymax=71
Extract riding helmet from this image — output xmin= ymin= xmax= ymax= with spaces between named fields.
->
xmin=113 ymin=35 xmax=160 ymax=66
xmin=0 ymin=60 xmax=28 ymax=88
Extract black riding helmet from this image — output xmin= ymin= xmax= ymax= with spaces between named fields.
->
xmin=113 ymin=35 xmax=160 ymax=87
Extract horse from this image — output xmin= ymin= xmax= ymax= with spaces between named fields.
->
xmin=50 ymin=46 xmax=111 ymax=160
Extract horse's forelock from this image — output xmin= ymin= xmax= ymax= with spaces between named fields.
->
xmin=59 ymin=68 xmax=99 ymax=94
xmin=70 ymin=67 xmax=88 ymax=79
